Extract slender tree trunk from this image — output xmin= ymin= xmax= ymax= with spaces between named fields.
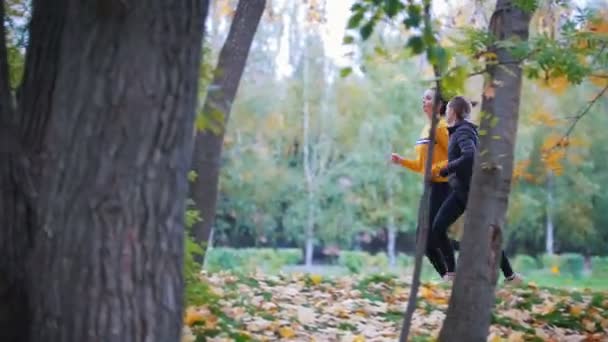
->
xmin=545 ymin=170 xmax=554 ymax=255
xmin=191 ymin=0 xmax=266 ymax=258
xmin=386 ymin=161 xmax=396 ymax=267
xmin=387 ymin=219 xmax=397 ymax=267
xmin=1 ymin=1 xmax=208 ymax=341
xmin=399 ymin=2 xmax=442 ymax=340
xmin=302 ymin=32 xmax=315 ymax=267
xmin=439 ymin=1 xmax=531 ymax=340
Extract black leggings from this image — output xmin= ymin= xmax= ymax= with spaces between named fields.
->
xmin=432 ymin=190 xmax=515 ymax=278
xmin=416 ymin=182 xmax=451 ymax=276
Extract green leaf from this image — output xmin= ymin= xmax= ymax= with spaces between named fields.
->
xmin=340 ymin=67 xmax=353 ymax=78
xmin=383 ymin=0 xmax=403 ymax=18
xmin=360 ymin=19 xmax=376 ymax=40
xmin=440 ymin=65 xmax=467 ymax=96
xmin=374 ymin=45 xmax=388 ymax=57
xmin=403 ymin=4 xmax=421 ymax=28
xmin=406 ymin=36 xmax=425 ymax=55
xmin=343 ymin=35 xmax=355 ymax=44
xmin=428 ymin=46 xmax=450 ymax=72
xmin=513 ymin=0 xmax=538 ymax=13
xmin=347 ymin=11 xmax=365 ymax=29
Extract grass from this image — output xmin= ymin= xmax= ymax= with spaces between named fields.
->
xmin=281 ymin=264 xmax=608 ymax=291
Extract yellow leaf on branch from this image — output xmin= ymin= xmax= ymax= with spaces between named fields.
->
xmin=588 ymin=11 xmax=608 ymax=34
xmin=537 ymin=76 xmax=569 ymax=95
xmin=589 ymin=75 xmax=608 ymax=88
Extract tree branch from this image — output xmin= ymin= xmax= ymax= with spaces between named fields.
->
xmin=399 ymin=2 xmax=442 ymax=341
xmin=551 ymin=84 xmax=608 ymax=150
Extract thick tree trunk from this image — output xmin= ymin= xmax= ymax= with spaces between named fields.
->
xmin=191 ymin=0 xmax=266 ymax=256
xmin=439 ymin=1 xmax=531 ymax=341
xmin=1 ymin=1 xmax=208 ymax=341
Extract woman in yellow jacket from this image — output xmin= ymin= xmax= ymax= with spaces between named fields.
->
xmin=392 ymin=90 xmax=522 ymax=284
xmin=391 ymin=87 xmax=452 ymax=278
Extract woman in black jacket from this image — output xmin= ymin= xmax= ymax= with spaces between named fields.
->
xmin=432 ymin=96 xmax=522 ymax=284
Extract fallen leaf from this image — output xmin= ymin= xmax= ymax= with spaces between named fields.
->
xmin=569 ymin=305 xmax=583 ymax=317
xmin=488 ymin=332 xmax=503 ymax=342
xmin=279 ymin=326 xmax=296 ymax=339
xmin=583 ymin=319 xmax=597 ymax=332
xmin=309 ymin=274 xmax=323 ymax=285
xmin=181 ymin=326 xmax=196 ymax=342
xmin=184 ymin=306 xmax=213 ymax=326
xmin=297 ymin=306 xmax=316 ymax=325
xmin=507 ymin=331 xmax=524 ymax=342
xmin=353 ymin=335 xmax=366 ymax=342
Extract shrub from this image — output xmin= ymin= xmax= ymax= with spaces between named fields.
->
xmin=541 ymin=253 xmax=585 ymax=278
xmin=368 ymin=253 xmax=389 ymax=270
xmin=592 ymin=256 xmax=608 ymax=277
xmin=338 ymin=251 xmax=368 ymax=273
xmin=561 ymin=253 xmax=584 ymax=279
xmin=184 ymin=234 xmax=217 ymax=306
xmin=541 ymin=253 xmax=562 ymax=270
xmin=204 ymin=248 xmax=302 ymax=273
xmin=397 ymin=254 xmax=413 ymax=269
xmin=205 ymin=247 xmax=246 ymax=272
xmin=513 ymin=255 xmax=540 ymax=274
xmin=276 ymin=248 xmax=303 ymax=266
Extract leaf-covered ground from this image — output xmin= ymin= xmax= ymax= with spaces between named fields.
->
xmin=182 ymin=272 xmax=608 ymax=342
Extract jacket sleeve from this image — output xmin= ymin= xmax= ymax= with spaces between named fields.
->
xmin=445 ymin=130 xmax=476 ymax=174
xmin=400 ymin=152 xmax=424 ymax=173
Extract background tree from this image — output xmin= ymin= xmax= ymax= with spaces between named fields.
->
xmin=191 ymin=0 xmax=266 ymax=258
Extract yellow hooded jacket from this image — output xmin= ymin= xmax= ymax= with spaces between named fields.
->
xmin=399 ymin=119 xmax=449 ymax=183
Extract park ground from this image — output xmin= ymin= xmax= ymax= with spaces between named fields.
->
xmin=182 ymin=269 xmax=608 ymax=341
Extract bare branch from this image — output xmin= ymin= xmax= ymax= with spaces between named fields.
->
xmin=551 ymin=84 xmax=608 ymax=150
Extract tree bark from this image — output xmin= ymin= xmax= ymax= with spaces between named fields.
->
xmin=439 ymin=1 xmax=531 ymax=341
xmin=0 ymin=1 xmax=208 ymax=341
xmin=190 ymin=0 xmax=266 ymax=256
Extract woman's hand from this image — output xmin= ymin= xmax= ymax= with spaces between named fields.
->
xmin=390 ymin=153 xmax=403 ymax=165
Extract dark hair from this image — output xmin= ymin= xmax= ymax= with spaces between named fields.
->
xmin=448 ymin=96 xmax=473 ymax=120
